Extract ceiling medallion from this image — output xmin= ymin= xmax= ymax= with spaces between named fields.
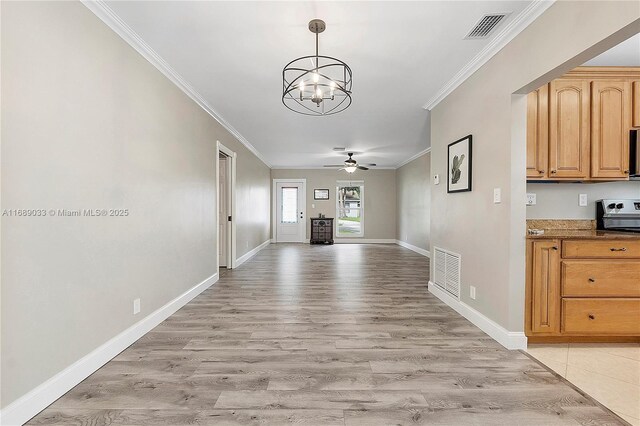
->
xmin=282 ymin=19 xmax=353 ymax=116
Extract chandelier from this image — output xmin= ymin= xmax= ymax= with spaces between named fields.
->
xmin=282 ymin=19 xmax=353 ymax=116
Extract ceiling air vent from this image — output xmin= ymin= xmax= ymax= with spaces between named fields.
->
xmin=465 ymin=13 xmax=509 ymax=39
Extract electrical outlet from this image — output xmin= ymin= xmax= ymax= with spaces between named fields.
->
xmin=470 ymin=286 xmax=476 ymax=300
xmin=526 ymin=193 xmax=536 ymax=206
xmin=246 ymin=241 xmax=249 ymax=248
xmin=579 ymin=193 xmax=588 ymax=207
xmin=133 ymin=298 xmax=141 ymax=315
xmin=493 ymin=188 xmax=501 ymax=204
xmin=312 ymin=203 xmax=315 ymax=209
xmin=434 ymin=174 xmax=440 ymax=185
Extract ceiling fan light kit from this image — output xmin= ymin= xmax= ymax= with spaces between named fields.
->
xmin=324 ymin=153 xmax=371 ymax=173
xmin=282 ymin=19 xmax=353 ymax=116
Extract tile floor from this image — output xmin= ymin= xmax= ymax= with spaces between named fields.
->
xmin=527 ymin=343 xmax=640 ymax=425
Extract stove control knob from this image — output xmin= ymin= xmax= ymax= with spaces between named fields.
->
xmin=608 ymin=203 xmax=617 ymax=209
xmin=616 ymin=203 xmax=624 ymax=209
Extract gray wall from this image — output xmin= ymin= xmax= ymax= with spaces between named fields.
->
xmin=527 ymin=182 xmax=640 ymax=219
xmin=396 ymin=152 xmax=431 ymax=250
xmin=430 ymin=1 xmax=640 ymax=332
xmin=1 ymin=1 xmax=270 ymax=408
xmin=271 ymin=169 xmax=397 ymax=240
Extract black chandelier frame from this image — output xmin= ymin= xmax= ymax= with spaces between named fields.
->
xmin=282 ymin=20 xmax=353 ymax=116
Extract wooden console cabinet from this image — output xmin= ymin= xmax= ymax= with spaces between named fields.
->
xmin=526 ymin=237 xmax=640 ymax=342
xmin=527 ymin=67 xmax=640 ymax=182
xmin=310 ymin=218 xmax=334 ymax=244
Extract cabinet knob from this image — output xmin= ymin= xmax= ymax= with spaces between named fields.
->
xmin=538 ymin=170 xmax=545 ymax=174
xmin=624 ymin=170 xmax=630 ymax=174
xmin=552 ymin=246 xmax=558 ymax=250
xmin=550 ymin=170 xmax=557 ymax=174
xmin=588 ymin=278 xmax=596 ymax=283
xmin=588 ymin=314 xmax=595 ymax=320
xmin=610 ymin=247 xmax=627 ymax=252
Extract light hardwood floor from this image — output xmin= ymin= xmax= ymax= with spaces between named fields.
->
xmin=29 ymin=244 xmax=626 ymax=425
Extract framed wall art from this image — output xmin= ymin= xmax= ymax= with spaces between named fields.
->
xmin=314 ymin=189 xmax=330 ymax=200
xmin=447 ymin=135 xmax=472 ymax=193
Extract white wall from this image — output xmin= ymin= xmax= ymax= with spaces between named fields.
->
xmin=527 ymin=182 xmax=640 ymax=219
xmin=430 ymin=1 xmax=640 ymax=332
xmin=396 ymin=152 xmax=431 ymax=250
xmin=1 ymin=1 xmax=270 ymax=410
xmin=270 ymin=169 xmax=397 ymax=241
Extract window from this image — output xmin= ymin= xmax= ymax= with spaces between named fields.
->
xmin=281 ymin=187 xmax=298 ymax=223
xmin=336 ymin=181 xmax=364 ymax=237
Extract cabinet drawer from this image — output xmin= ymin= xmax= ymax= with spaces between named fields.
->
xmin=562 ymin=240 xmax=640 ymax=258
xmin=562 ymin=261 xmax=640 ymax=297
xmin=562 ymin=298 xmax=640 ymax=334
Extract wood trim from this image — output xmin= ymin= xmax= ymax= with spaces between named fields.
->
xmin=527 ymin=335 xmax=640 ymax=344
xmin=633 ymin=81 xmax=640 ymax=128
xmin=561 ymin=66 xmax=640 ymax=80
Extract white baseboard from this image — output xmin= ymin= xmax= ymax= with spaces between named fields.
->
xmin=396 ymin=240 xmax=430 ymax=257
xmin=428 ymin=281 xmax=527 ymax=350
xmin=235 ymin=239 xmax=271 ymax=267
xmin=0 ymin=273 xmax=218 ymax=426
xmin=334 ymin=238 xmax=397 ymax=244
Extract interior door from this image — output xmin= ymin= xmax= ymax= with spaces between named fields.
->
xmin=219 ymin=156 xmax=228 ymax=267
xmin=275 ymin=181 xmax=305 ymax=242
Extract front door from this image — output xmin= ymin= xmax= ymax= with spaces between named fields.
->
xmin=275 ymin=181 xmax=305 ymax=242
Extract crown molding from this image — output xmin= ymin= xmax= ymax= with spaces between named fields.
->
xmin=396 ymin=147 xmax=431 ymax=169
xmin=81 ymin=0 xmax=271 ymax=168
xmin=422 ymin=0 xmax=555 ymax=111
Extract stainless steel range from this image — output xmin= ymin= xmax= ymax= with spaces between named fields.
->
xmin=596 ymin=199 xmax=640 ymax=233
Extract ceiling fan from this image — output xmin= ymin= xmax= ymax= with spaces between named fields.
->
xmin=323 ymin=153 xmax=376 ymax=173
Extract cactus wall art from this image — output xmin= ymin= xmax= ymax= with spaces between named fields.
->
xmin=447 ymin=135 xmax=472 ymax=193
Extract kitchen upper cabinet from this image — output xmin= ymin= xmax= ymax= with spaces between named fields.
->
xmin=529 ymin=240 xmax=561 ymax=334
xmin=591 ymin=80 xmax=631 ymax=179
xmin=633 ymin=81 xmax=640 ymax=128
xmin=526 ymin=85 xmax=549 ymax=179
xmin=549 ymin=80 xmax=590 ymax=180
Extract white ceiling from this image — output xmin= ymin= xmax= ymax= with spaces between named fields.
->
xmin=104 ymin=1 xmax=534 ymax=168
xmin=583 ymin=34 xmax=640 ymax=66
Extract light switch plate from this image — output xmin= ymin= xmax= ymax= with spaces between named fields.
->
xmin=470 ymin=286 xmax=476 ymax=300
xmin=434 ymin=174 xmax=440 ymax=185
xmin=579 ymin=193 xmax=588 ymax=207
xmin=493 ymin=188 xmax=501 ymax=204
xmin=133 ymin=298 xmax=141 ymax=315
xmin=526 ymin=193 xmax=536 ymax=206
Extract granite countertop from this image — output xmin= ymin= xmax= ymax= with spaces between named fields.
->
xmin=526 ymin=229 xmax=640 ymax=240
xmin=526 ymin=219 xmax=640 ymax=240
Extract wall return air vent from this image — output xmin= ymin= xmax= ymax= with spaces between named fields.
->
xmin=465 ymin=13 xmax=509 ymax=39
xmin=433 ymin=247 xmax=461 ymax=299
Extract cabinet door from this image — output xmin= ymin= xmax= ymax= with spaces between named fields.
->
xmin=633 ymin=81 xmax=640 ymax=128
xmin=526 ymin=85 xmax=549 ymax=179
xmin=591 ymin=80 xmax=631 ymax=179
xmin=549 ymin=80 xmax=590 ymax=179
xmin=530 ymin=240 xmax=561 ymax=334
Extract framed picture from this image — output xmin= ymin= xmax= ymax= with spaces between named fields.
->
xmin=447 ymin=135 xmax=472 ymax=193
xmin=314 ymin=189 xmax=330 ymax=200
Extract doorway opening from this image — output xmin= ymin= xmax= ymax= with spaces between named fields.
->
xmin=513 ymin=28 xmax=640 ymax=423
xmin=217 ymin=141 xmax=237 ymax=271
xmin=272 ymin=179 xmax=307 ymax=243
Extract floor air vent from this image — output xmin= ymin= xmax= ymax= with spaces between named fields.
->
xmin=433 ymin=247 xmax=461 ymax=299
xmin=465 ymin=14 xmax=508 ymax=39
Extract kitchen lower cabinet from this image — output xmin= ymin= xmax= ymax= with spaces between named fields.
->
xmin=526 ymin=237 xmax=640 ymax=342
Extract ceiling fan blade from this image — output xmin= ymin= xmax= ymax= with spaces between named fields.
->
xmin=323 ymin=165 xmax=344 ymax=167
xmin=365 ymin=163 xmax=377 ymax=167
xmin=357 ymin=165 xmax=369 ymax=170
